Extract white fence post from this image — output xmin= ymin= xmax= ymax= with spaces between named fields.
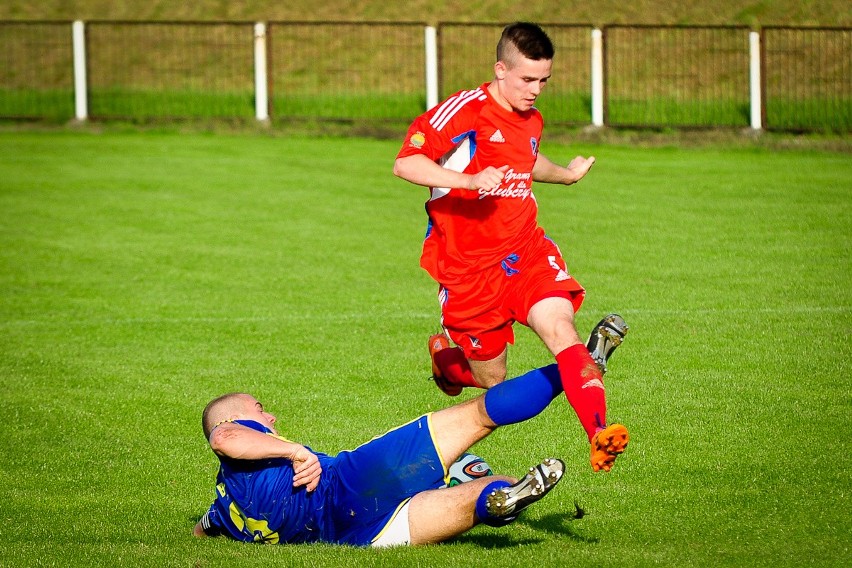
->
xmin=591 ymin=28 xmax=604 ymax=127
xmin=749 ymin=30 xmax=762 ymax=130
xmin=425 ymin=26 xmax=439 ymax=110
xmin=72 ymin=20 xmax=88 ymax=121
xmin=254 ymin=22 xmax=269 ymax=122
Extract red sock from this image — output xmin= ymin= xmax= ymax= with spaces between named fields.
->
xmin=435 ymin=347 xmax=481 ymax=388
xmin=556 ymin=344 xmax=607 ymax=441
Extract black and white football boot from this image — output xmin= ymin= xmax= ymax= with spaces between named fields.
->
xmin=586 ymin=313 xmax=629 ymax=375
xmin=485 ymin=458 xmax=565 ymax=519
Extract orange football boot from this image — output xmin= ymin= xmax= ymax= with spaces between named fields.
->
xmin=590 ymin=423 xmax=629 ymax=472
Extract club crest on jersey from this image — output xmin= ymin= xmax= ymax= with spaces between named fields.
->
xmin=469 ymin=336 xmax=481 ymax=350
xmin=409 ymin=131 xmax=426 ymax=149
xmin=530 ymin=137 xmax=539 ymax=156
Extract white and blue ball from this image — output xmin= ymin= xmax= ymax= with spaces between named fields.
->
xmin=446 ymin=452 xmax=493 ymax=487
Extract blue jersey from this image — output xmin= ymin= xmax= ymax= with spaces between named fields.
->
xmin=200 ymin=415 xmax=446 ymax=546
xmin=200 ymin=420 xmax=335 ymax=543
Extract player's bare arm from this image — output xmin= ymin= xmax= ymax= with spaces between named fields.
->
xmin=209 ymin=422 xmax=322 ymax=491
xmin=532 ymin=153 xmax=595 ymax=185
xmin=393 ymin=154 xmax=508 ymax=191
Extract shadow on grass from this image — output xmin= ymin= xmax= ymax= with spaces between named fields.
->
xmin=520 ymin=512 xmax=600 ymax=544
xmin=453 ymin=505 xmax=599 ymax=548
xmin=186 ymin=504 xmax=598 ymax=547
xmin=453 ymin=534 xmax=544 ymax=548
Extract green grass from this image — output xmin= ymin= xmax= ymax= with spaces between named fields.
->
xmin=0 ymin=88 xmax=590 ymax=124
xmin=526 ymin=92 xmax=592 ymax=125
xmin=609 ymin=97 xmax=852 ymax=130
xmin=89 ymin=89 xmax=256 ymax=119
xmin=608 ymin=97 xmax=750 ymax=127
xmin=766 ymin=97 xmax=852 ymax=132
xmin=271 ymin=92 xmax=426 ymax=120
xmin=0 ymin=131 xmax=849 ymax=567
xmin=0 ymin=88 xmax=75 ymax=120
xmin=5 ymin=88 xmax=850 ymax=131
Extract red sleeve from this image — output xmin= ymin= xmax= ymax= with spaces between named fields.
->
xmin=396 ymin=88 xmax=486 ymax=162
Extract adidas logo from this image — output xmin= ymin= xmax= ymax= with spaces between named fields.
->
xmin=555 ymin=269 xmax=570 ymax=282
xmin=489 ymin=129 xmax=505 ymax=143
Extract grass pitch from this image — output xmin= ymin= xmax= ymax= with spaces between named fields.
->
xmin=0 ymin=130 xmax=849 ymax=567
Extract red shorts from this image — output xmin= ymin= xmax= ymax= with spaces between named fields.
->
xmin=437 ymin=234 xmax=585 ymax=361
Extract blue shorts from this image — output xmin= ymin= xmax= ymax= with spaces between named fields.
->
xmin=327 ymin=414 xmax=445 ymax=545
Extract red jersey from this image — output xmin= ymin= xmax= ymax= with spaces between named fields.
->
xmin=397 ymin=83 xmax=546 ymax=286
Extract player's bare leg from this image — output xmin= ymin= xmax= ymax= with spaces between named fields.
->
xmin=407 ymin=474 xmax=514 ymax=545
xmin=427 ymin=363 xmax=567 ymax=475
xmin=407 ymin=364 xmax=573 ymax=544
xmin=428 ymin=396 xmax=498 ymax=467
xmin=527 ymin=296 xmax=584 ymax=354
xmin=467 ymin=350 xmax=508 ymax=388
xmin=407 ymin=457 xmax=564 ymax=545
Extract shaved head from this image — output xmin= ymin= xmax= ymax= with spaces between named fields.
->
xmin=496 ymin=22 xmax=554 ymax=68
xmin=202 ymin=392 xmax=251 ymax=438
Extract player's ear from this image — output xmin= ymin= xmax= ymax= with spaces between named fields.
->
xmin=494 ymin=60 xmax=507 ymax=80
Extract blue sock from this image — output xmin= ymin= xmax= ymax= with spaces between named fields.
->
xmin=483 ymin=364 xmax=563 ymax=426
xmin=475 ymin=479 xmax=515 ymax=527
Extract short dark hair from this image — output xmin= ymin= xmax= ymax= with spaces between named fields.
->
xmin=496 ymin=22 xmax=554 ymax=63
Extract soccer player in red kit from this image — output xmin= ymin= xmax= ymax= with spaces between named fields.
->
xmin=393 ymin=22 xmax=629 ymax=472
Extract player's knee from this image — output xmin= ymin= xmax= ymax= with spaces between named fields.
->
xmin=537 ymin=318 xmax=583 ymax=355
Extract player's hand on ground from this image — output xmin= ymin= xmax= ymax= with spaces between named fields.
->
xmin=291 ymin=446 xmax=322 ymax=492
xmin=468 ymin=165 xmax=509 ymax=191
xmin=566 ymin=156 xmax=595 ymax=183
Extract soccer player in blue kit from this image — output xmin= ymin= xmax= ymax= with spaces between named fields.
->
xmin=193 ymin=364 xmax=582 ymax=547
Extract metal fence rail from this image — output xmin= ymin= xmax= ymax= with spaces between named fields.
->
xmin=0 ymin=20 xmax=849 ymax=132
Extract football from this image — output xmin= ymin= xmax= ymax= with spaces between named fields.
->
xmin=446 ymin=452 xmax=493 ymax=486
